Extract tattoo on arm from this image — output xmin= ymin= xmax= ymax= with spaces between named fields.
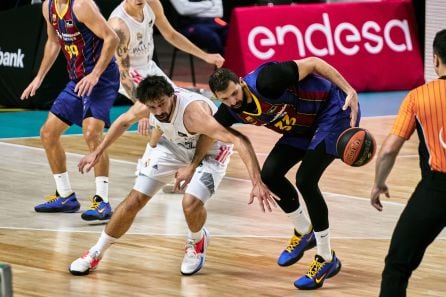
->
xmin=115 ymin=28 xmax=136 ymax=102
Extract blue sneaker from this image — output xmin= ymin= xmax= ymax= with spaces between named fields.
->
xmin=277 ymin=229 xmax=316 ymax=266
xmin=294 ymin=251 xmax=342 ymax=290
xmin=81 ymin=195 xmax=112 ymax=221
xmin=34 ymin=192 xmax=80 ymax=213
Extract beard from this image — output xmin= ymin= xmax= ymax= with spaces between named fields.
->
xmin=231 ymin=93 xmax=256 ymax=113
xmin=155 ymin=112 xmax=170 ymax=122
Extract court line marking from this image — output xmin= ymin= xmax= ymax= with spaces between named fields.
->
xmin=0 ymin=140 xmax=419 ymax=165
xmin=0 ymin=140 xmax=408 ymax=239
xmin=1 ymin=226 xmax=444 ymax=241
xmin=0 ymin=141 xmax=409 ymax=208
xmin=0 ymin=226 xmax=421 ymax=240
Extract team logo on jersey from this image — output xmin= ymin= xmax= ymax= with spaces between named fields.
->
xmin=136 ymin=32 xmax=143 ymax=41
xmin=65 ymin=19 xmax=73 ymax=27
xmin=439 ymin=127 xmax=446 ymax=149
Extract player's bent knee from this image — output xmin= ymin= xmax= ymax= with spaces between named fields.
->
xmin=82 ymin=129 xmax=103 ymax=145
xmin=182 ymin=195 xmax=204 ymax=215
xmin=123 ymin=190 xmax=151 ymax=212
xmin=40 ymin=126 xmax=59 ymax=144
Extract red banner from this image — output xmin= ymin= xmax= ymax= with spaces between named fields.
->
xmin=224 ymin=1 xmax=424 ymax=92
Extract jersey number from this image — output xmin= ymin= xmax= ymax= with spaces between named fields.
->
xmin=64 ymin=44 xmax=79 ymax=59
xmin=274 ymin=114 xmax=297 ymax=131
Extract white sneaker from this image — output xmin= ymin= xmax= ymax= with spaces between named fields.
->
xmin=69 ymin=250 xmax=101 ymax=276
xmin=180 ymin=228 xmax=209 ymax=275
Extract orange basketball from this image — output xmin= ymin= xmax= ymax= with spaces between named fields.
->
xmin=336 ymin=127 xmax=376 ymax=167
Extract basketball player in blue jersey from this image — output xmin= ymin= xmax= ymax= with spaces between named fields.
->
xmin=20 ymin=0 xmax=120 ymax=221
xmin=202 ymin=58 xmax=359 ymax=289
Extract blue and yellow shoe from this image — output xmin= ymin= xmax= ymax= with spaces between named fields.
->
xmin=34 ymin=192 xmax=80 ymax=213
xmin=277 ymin=229 xmax=316 ymax=266
xmin=81 ymin=195 xmax=112 ymax=221
xmin=294 ymin=251 xmax=342 ymax=290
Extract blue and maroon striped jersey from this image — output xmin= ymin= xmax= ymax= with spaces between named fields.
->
xmin=229 ymin=62 xmax=334 ymax=137
xmin=48 ymin=0 xmax=112 ymax=80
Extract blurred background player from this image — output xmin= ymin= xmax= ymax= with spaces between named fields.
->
xmin=108 ymin=0 xmax=225 ymax=173
xmin=168 ymin=0 xmax=227 ymax=56
xmin=20 ymin=0 xmax=119 ymax=221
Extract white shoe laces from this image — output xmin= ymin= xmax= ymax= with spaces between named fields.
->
xmin=185 ymin=239 xmax=197 ymax=259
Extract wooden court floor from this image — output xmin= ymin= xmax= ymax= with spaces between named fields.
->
xmin=1 ymin=117 xmax=445 ymax=297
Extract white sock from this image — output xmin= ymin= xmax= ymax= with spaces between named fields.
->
xmin=90 ymin=230 xmax=117 ymax=256
xmin=314 ymin=229 xmax=332 ymax=261
xmin=53 ymin=172 xmax=73 ymax=198
xmin=95 ymin=176 xmax=109 ymax=202
xmin=188 ymin=229 xmax=203 ymax=241
xmin=287 ymin=206 xmax=311 ymax=235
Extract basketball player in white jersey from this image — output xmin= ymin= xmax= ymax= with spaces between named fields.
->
xmin=69 ymin=75 xmax=277 ymax=276
xmin=109 ymin=0 xmax=225 ymax=180
xmin=109 ymin=0 xmax=224 ymax=130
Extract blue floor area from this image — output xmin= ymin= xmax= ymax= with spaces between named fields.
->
xmin=358 ymin=91 xmax=406 ymax=117
xmin=0 ymin=105 xmax=135 ymax=138
xmin=0 ymin=91 xmax=407 ymax=139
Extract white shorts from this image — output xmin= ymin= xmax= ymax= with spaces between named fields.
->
xmin=133 ymin=142 xmax=232 ymax=203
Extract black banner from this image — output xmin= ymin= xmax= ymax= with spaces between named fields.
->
xmin=0 ymin=0 xmax=121 ymax=109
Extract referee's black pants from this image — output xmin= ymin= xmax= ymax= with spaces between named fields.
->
xmin=380 ymin=171 xmax=446 ymax=297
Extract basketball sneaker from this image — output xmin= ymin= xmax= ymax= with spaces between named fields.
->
xmin=180 ymin=228 xmax=209 ymax=275
xmin=277 ymin=229 xmax=316 ymax=266
xmin=69 ymin=250 xmax=102 ymax=276
xmin=294 ymin=251 xmax=342 ymax=290
xmin=34 ymin=192 xmax=80 ymax=213
xmin=81 ymin=195 xmax=112 ymax=221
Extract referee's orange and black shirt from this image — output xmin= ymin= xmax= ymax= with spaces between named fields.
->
xmin=391 ymin=76 xmax=446 ymax=173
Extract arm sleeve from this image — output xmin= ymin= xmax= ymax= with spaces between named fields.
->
xmin=213 ymin=104 xmax=241 ymax=127
xmin=391 ymin=91 xmax=416 ymax=140
xmin=256 ymin=61 xmax=299 ymax=99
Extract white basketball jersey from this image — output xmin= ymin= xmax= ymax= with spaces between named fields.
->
xmin=110 ymin=2 xmax=174 ymax=98
xmin=150 ymin=88 xmax=231 ymax=162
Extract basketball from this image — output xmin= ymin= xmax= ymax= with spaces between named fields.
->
xmin=336 ymin=127 xmax=376 ymax=167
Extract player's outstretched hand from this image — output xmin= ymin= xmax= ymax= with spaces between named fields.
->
xmin=78 ymin=152 xmax=101 ymax=174
xmin=137 ymin=118 xmax=150 ymax=136
xmin=20 ymin=77 xmax=43 ymax=100
xmin=75 ymin=72 xmax=99 ymax=97
xmin=173 ymin=164 xmax=195 ymax=192
xmin=342 ymin=90 xmax=359 ymax=127
xmin=370 ymin=183 xmax=390 ymax=211
xmin=249 ymin=181 xmax=280 ymax=212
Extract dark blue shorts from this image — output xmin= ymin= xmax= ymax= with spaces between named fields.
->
xmin=278 ymin=87 xmax=362 ymax=156
xmin=50 ymin=62 xmax=119 ymax=128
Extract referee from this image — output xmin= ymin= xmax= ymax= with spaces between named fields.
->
xmin=370 ymin=29 xmax=446 ymax=297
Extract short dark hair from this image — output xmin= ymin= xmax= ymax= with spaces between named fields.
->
xmin=136 ymin=75 xmax=174 ymax=104
xmin=433 ymin=29 xmax=446 ymax=65
xmin=208 ymin=68 xmax=239 ymax=94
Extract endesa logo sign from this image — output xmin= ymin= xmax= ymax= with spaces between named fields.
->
xmin=225 ymin=1 xmax=424 ymax=92
xmin=248 ymin=13 xmax=413 ymax=59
